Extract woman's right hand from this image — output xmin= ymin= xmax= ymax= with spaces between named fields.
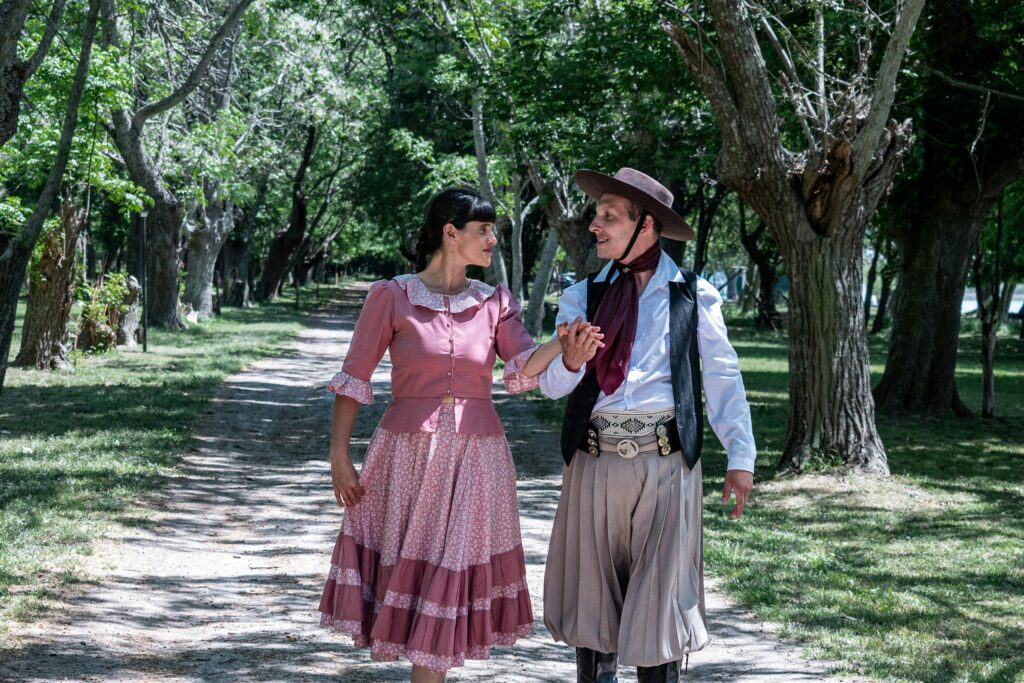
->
xmin=331 ymin=455 xmax=366 ymax=508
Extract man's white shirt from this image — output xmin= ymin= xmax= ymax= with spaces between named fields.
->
xmin=539 ymin=251 xmax=757 ymax=473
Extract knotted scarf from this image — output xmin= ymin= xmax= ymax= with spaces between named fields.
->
xmin=588 ymin=233 xmax=662 ymax=395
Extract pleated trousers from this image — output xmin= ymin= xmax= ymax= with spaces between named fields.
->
xmin=543 ymin=447 xmax=708 ymax=667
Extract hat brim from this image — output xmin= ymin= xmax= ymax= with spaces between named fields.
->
xmin=575 ymin=169 xmax=695 ymax=241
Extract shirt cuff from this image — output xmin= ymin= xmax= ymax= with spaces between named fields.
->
xmin=327 ymin=370 xmax=373 ymax=404
xmin=726 ymin=450 xmax=756 ymax=474
xmin=503 ymin=346 xmax=541 ymax=394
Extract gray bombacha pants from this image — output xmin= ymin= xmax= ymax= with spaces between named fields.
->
xmin=543 ymin=448 xmax=708 ymax=667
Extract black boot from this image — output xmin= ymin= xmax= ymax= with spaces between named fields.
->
xmin=575 ymin=648 xmax=618 ymax=683
xmin=636 ymin=658 xmax=682 ymax=683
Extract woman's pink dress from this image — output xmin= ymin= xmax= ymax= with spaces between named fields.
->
xmin=318 ymin=275 xmax=540 ymax=672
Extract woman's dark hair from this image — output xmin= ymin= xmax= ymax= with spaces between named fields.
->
xmin=414 ymin=188 xmax=496 ymax=270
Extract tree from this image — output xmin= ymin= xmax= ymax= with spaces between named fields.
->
xmin=873 ymin=0 xmax=1024 ymax=416
xmin=0 ymin=0 xmax=101 ymax=391
xmin=665 ymin=0 xmax=926 ymax=473
xmin=972 ymin=183 xmax=1024 ymax=417
xmin=98 ymin=0 xmax=256 ymax=328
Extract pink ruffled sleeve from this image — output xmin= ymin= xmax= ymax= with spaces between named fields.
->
xmin=328 ymin=280 xmax=394 ymax=404
xmin=494 ymin=285 xmax=540 ymax=394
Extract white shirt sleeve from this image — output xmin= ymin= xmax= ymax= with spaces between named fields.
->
xmin=696 ymin=277 xmax=757 ymax=473
xmin=539 ymin=283 xmax=588 ymax=399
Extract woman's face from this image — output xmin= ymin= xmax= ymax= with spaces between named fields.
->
xmin=447 ymin=220 xmax=497 ymax=267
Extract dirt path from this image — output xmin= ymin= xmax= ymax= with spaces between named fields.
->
xmin=0 ymin=286 xmax=849 ymax=682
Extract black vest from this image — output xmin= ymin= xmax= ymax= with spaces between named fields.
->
xmin=559 ymin=268 xmax=704 ymax=470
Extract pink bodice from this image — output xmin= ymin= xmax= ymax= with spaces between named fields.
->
xmin=328 ymin=275 xmax=539 ymax=435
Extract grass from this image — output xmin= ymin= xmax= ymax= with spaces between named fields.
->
xmin=0 ymin=284 xmax=342 ymax=628
xmin=537 ymin=310 xmax=1023 ymax=682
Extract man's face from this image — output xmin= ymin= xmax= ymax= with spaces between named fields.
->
xmin=589 ymin=194 xmax=643 ymax=261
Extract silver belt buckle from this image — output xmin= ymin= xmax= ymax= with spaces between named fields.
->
xmin=616 ymin=439 xmax=639 ymax=459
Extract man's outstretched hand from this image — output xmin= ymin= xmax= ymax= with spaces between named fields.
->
xmin=557 ymin=316 xmax=604 ymax=372
xmin=722 ymin=470 xmax=753 ymax=519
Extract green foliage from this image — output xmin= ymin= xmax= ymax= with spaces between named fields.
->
xmin=75 ymin=272 xmax=131 ymax=331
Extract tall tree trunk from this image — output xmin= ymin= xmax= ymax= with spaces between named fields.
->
xmin=524 ymin=227 xmax=559 ymax=336
xmin=222 ymin=173 xmax=268 ymax=308
xmin=870 ymin=240 xmax=897 ymax=335
xmin=874 ymin=195 xmax=986 ymax=415
xmin=14 ymin=202 xmax=85 ymax=369
xmin=691 ymin=182 xmax=728 ymax=274
xmin=509 ymin=173 xmax=525 ymax=301
xmin=525 ymin=158 xmax=599 ymax=278
xmin=185 ymin=196 xmax=233 ymax=317
xmin=471 ymin=91 xmax=509 ymax=287
xmin=0 ymin=0 xmax=99 ymax=391
xmin=738 ymin=206 xmax=781 ymax=332
xmin=183 ymin=185 xmax=234 ymax=319
xmin=259 ymin=123 xmax=317 ymax=301
xmin=864 ymin=229 xmax=883 ymax=326
xmin=780 ymin=225 xmax=886 ymax=472
xmin=974 ymin=195 xmax=1006 ymax=418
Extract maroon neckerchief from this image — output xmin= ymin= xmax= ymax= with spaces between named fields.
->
xmin=588 ymin=238 xmax=663 ymax=395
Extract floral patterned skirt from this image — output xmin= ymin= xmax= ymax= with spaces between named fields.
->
xmin=318 ymin=404 xmax=533 ymax=672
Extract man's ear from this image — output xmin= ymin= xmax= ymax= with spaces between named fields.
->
xmin=644 ymin=214 xmax=656 ymax=233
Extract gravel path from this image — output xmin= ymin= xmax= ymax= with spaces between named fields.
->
xmin=0 ymin=286 xmax=849 ymax=682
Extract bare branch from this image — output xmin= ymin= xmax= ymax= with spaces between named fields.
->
xmin=661 ymin=19 xmax=741 ymax=145
xmin=133 ymin=0 xmax=256 ymax=125
xmin=924 ymin=66 xmax=1024 ymax=104
xmin=851 ymin=0 xmax=925 ymax=178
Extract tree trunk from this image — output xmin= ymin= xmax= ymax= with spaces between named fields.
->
xmin=737 ymin=208 xmax=781 ymax=332
xmin=780 ymin=229 xmax=887 ymax=473
xmin=145 ymin=200 xmax=186 ymax=327
xmin=509 ymin=173 xmax=525 ymax=301
xmin=183 ymin=188 xmax=234 ymax=319
xmin=258 ymin=123 xmax=317 ymax=301
xmin=691 ymin=182 xmax=728 ymax=274
xmin=864 ymin=229 xmax=883 ymax=326
xmin=872 ymin=264 xmax=897 ymax=335
xmin=524 ymin=227 xmax=559 ymax=336
xmin=471 ymin=91 xmax=509 ymax=287
xmin=116 ymin=276 xmax=141 ymax=347
xmin=874 ymin=196 xmax=985 ymax=416
xmin=14 ymin=202 xmax=85 ymax=370
xmin=0 ymin=0 xmax=98 ymax=392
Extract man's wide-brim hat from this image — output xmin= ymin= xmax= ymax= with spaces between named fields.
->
xmin=575 ymin=167 xmax=694 ymax=241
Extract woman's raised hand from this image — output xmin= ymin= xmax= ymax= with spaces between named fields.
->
xmin=557 ymin=316 xmax=605 ymax=372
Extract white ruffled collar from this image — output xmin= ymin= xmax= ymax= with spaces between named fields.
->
xmin=394 ymin=274 xmax=496 ymax=313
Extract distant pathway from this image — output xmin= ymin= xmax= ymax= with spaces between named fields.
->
xmin=0 ymin=284 xmax=851 ymax=682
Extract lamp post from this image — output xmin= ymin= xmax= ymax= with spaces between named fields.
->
xmin=140 ymin=209 xmax=149 ymax=352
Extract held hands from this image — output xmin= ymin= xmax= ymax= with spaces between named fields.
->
xmin=557 ymin=316 xmax=605 ymax=372
xmin=722 ymin=469 xmax=753 ymax=519
xmin=331 ymin=455 xmax=365 ymax=508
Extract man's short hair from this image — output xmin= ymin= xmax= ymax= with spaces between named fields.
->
xmin=626 ymin=200 xmax=663 ymax=233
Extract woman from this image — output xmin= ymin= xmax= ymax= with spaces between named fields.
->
xmin=318 ymin=188 xmax=601 ymax=681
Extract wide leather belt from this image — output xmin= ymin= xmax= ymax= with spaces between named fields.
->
xmin=579 ymin=410 xmax=681 ymax=459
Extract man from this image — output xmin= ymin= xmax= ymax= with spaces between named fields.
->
xmin=540 ymin=168 xmax=756 ymax=683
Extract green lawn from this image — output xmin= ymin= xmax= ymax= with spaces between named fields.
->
xmin=0 ymin=285 xmax=340 ymax=628
xmin=699 ymin=313 xmax=1024 ymax=683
